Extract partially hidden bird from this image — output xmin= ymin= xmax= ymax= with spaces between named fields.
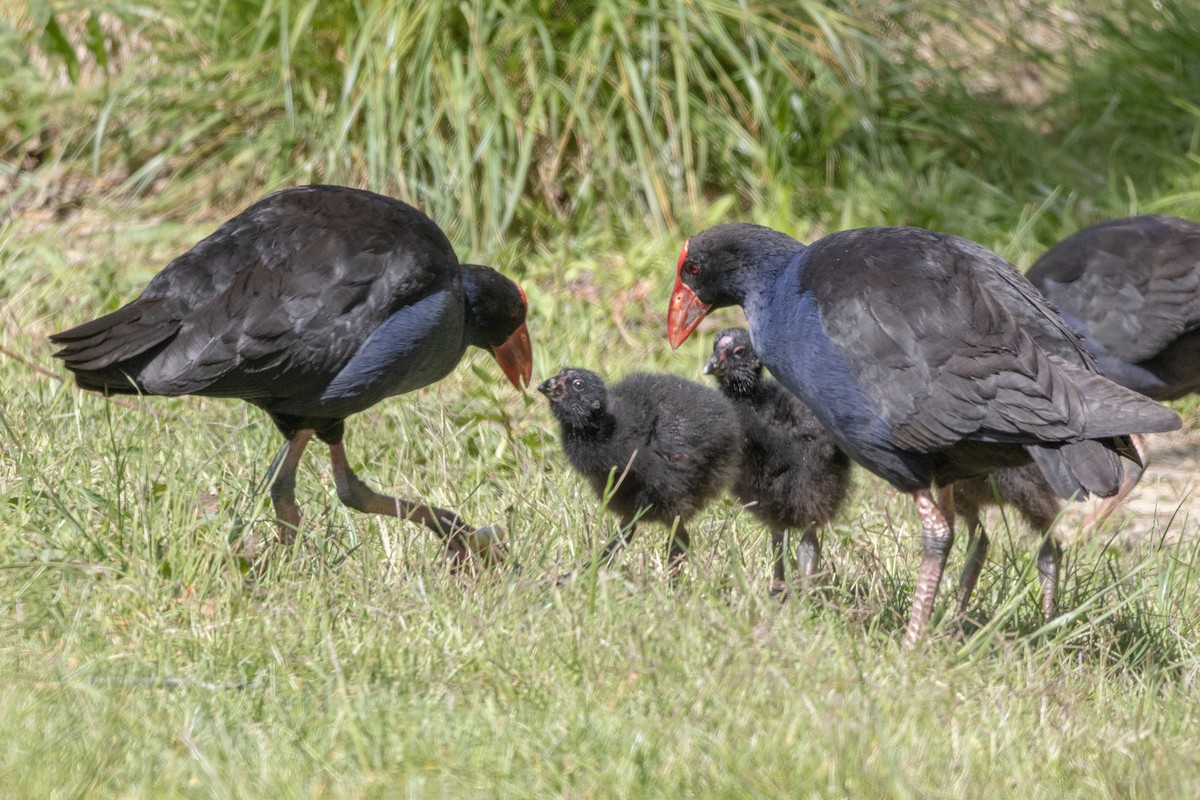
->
xmin=668 ymin=223 xmax=1181 ymax=647
xmin=704 ymin=327 xmax=851 ymax=594
xmin=1028 ymin=214 xmax=1200 ymax=402
xmin=953 ymin=466 xmax=1064 ymax=620
xmin=51 ymin=185 xmax=533 ymax=564
xmin=538 ymin=367 xmax=739 ymax=576
xmin=954 ymin=215 xmax=1200 ymax=617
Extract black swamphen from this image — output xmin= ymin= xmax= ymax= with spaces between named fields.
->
xmin=51 ymin=185 xmax=532 ymax=563
xmin=668 ymin=223 xmax=1180 ymax=646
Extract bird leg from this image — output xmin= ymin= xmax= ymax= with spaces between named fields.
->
xmin=1082 ymin=433 xmax=1148 ymax=531
xmin=954 ymin=508 xmax=989 ymax=617
xmin=795 ymin=526 xmax=821 ymax=587
xmin=326 ymin=441 xmax=480 ymax=566
xmin=903 ymin=487 xmax=955 ymax=650
xmin=769 ymin=528 xmax=788 ymax=597
xmin=1036 ymin=535 xmax=1062 ymax=620
xmin=666 ymin=521 xmax=690 ymax=579
xmin=269 ymin=429 xmax=314 ymax=543
xmin=936 ymin=484 xmax=956 ymax=533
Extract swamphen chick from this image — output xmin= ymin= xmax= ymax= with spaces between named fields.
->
xmin=705 ymin=328 xmax=851 ymax=593
xmin=953 ymin=466 xmax=1064 ymax=619
xmin=538 ymin=368 xmax=739 ymax=574
xmin=51 ymin=185 xmax=533 ymax=563
xmin=668 ymin=223 xmax=1181 ymax=647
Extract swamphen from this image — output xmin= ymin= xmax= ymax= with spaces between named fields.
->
xmin=1023 ymin=214 xmax=1200 ymax=524
xmin=51 ymin=185 xmax=533 ymax=562
xmin=668 ymin=223 xmax=1181 ymax=647
xmin=1027 ymin=214 xmax=1200 ymax=401
xmin=705 ymin=327 xmax=851 ymax=593
xmin=538 ymin=368 xmax=739 ymax=575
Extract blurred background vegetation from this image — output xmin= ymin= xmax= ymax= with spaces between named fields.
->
xmin=3 ymin=0 xmax=1199 ymax=254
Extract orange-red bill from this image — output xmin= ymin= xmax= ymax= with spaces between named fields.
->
xmin=491 ymin=322 xmax=533 ymax=389
xmin=668 ymin=239 xmax=712 ymax=349
xmin=667 ymin=277 xmax=710 ymax=350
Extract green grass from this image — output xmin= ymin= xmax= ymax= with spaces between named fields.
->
xmin=4 ymin=0 xmax=1200 ymax=795
xmin=4 ymin=211 xmax=1200 ymax=797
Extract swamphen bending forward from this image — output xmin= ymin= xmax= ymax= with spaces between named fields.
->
xmin=1028 ymin=214 xmax=1200 ymax=402
xmin=538 ymin=368 xmax=739 ymax=575
xmin=668 ymin=223 xmax=1181 ymax=647
xmin=705 ymin=328 xmax=851 ymax=593
xmin=51 ymin=185 xmax=532 ymax=563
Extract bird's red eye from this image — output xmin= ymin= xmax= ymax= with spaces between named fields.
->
xmin=687 ymin=262 xmax=700 ymax=276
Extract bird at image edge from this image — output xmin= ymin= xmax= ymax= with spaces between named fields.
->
xmin=50 ymin=184 xmax=532 ymax=564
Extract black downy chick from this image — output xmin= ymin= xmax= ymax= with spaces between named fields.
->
xmin=538 ymin=368 xmax=740 ymax=574
xmin=953 ymin=467 xmax=1064 ymax=619
xmin=705 ymin=328 xmax=852 ymax=593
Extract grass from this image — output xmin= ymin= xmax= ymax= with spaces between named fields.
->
xmin=4 ymin=210 xmax=1200 ymax=796
xmin=3 ymin=0 xmax=1200 ymax=795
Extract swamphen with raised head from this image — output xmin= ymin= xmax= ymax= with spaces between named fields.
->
xmin=51 ymin=185 xmax=533 ymax=563
xmin=538 ymin=368 xmax=739 ymax=575
xmin=705 ymin=327 xmax=851 ymax=593
xmin=668 ymin=223 xmax=1181 ymax=647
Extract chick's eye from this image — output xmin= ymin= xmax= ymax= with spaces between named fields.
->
xmin=732 ymin=346 xmax=745 ymax=357
xmin=572 ymin=379 xmax=583 ymax=390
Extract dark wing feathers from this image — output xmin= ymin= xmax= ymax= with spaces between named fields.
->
xmin=52 ymin=186 xmax=460 ymax=404
xmin=812 ymin=228 xmax=1178 ymax=459
xmin=1028 ymin=215 xmax=1200 ymax=363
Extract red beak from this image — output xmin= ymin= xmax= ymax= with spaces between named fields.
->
xmin=667 ymin=241 xmax=711 ymax=349
xmin=490 ymin=322 xmax=533 ymax=389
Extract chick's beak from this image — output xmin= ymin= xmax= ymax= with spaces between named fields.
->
xmin=491 ymin=322 xmax=533 ymax=390
xmin=702 ymin=353 xmax=722 ymax=375
xmin=536 ymin=376 xmax=563 ymax=401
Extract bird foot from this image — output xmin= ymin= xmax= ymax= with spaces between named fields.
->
xmin=443 ymin=524 xmax=507 ymax=571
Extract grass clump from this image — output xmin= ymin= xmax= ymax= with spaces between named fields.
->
xmin=5 ymin=0 xmax=1199 ymax=245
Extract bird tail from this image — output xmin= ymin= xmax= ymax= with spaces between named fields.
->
xmin=1027 ymin=438 xmax=1129 ymax=499
xmin=49 ymin=298 xmax=179 ymax=395
xmin=1026 ymin=355 xmax=1180 ymax=500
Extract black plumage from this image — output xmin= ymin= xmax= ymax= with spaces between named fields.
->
xmin=538 ymin=368 xmax=740 ymax=573
xmin=1027 ymin=214 xmax=1200 ymax=401
xmin=668 ymin=223 xmax=1181 ymax=646
xmin=705 ymin=328 xmax=851 ymax=592
xmin=951 ymin=215 xmax=1200 ymax=616
xmin=51 ymin=185 xmax=532 ymax=562
xmin=953 ymin=467 xmax=1064 ymax=619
